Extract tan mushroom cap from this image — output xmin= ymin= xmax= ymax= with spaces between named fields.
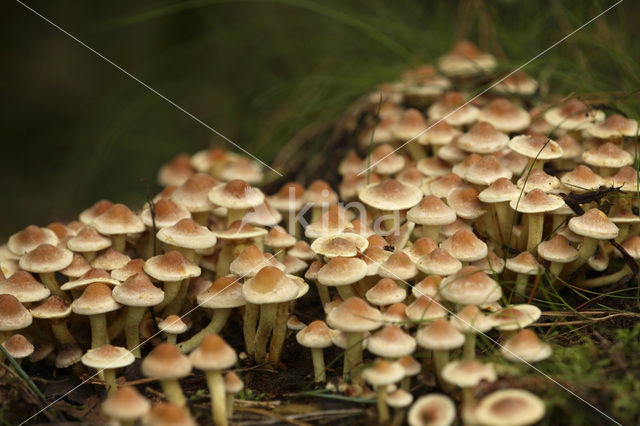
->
xmin=102 ymin=386 xmax=151 ymax=422
xmin=475 ymin=389 xmax=545 ymax=426
xmin=197 ymin=276 xmax=245 ymax=309
xmin=8 ymin=225 xmax=59 ymax=255
xmin=208 ymin=179 xmax=265 ymax=210
xmin=417 ymin=248 xmax=462 ymax=276
xmin=382 ymin=302 xmax=409 ymax=325
xmin=339 ymin=150 xmax=364 ymax=176
xmin=490 ymin=304 xmax=541 ymax=330
xmin=508 ymin=133 xmax=563 ymax=160
xmin=556 ymin=134 xmax=583 ymax=159
xmin=363 ymin=359 xmax=405 ymax=386
xmin=467 ymin=156 xmax=513 ymax=187
xmin=61 ymin=254 xmax=92 ymax=278
xmin=437 ymin=40 xmax=496 ymax=75
xmin=144 ymin=402 xmax=196 ymax=426
xmin=19 ymin=244 xmax=73 ymax=273
xmin=82 ymin=344 xmax=135 ymax=370
xmin=446 ymin=187 xmax=486 ymax=219
xmin=416 ymin=319 xmax=465 ymax=351
xmin=471 ymin=251 xmax=506 ymax=274
xmin=296 ymin=320 xmax=332 ymax=349
xmin=287 ymin=314 xmax=306 ymax=331
xmin=144 ymin=251 xmax=201 ymax=282
xmin=92 ymin=204 xmax=145 ymax=235
xmin=429 ymin=91 xmax=480 ymax=126
xmin=407 ymin=196 xmax=457 ymax=226
xmin=2 ymin=334 xmax=34 ymax=359
xmin=450 ymin=305 xmax=492 ymax=333
xmin=440 ymin=266 xmax=502 ymax=305
xmin=441 ymin=230 xmax=488 ymax=262
xmin=244 ymin=201 xmax=282 ymax=227
xmin=310 ymin=234 xmax=368 ymax=258
xmin=437 ymin=139 xmax=467 ymax=164
xmin=224 ymin=371 xmax=244 ymax=394
xmin=267 ymin=182 xmax=306 ymax=211
xmin=509 ymin=189 xmax=565 ymax=214
xmin=610 ymin=209 xmax=640 ymax=224
xmin=79 ymin=200 xmax=114 ymax=225
xmin=516 ymin=169 xmax=562 ymax=194
xmin=379 ymin=252 xmax=418 ymax=281
xmin=55 ymin=344 xmax=83 ymax=368
xmin=424 ymin=173 xmax=465 ymax=198
xmin=61 ymin=268 xmax=120 ymax=291
xmin=189 ymin=334 xmax=237 ymax=371
xmin=366 ymin=278 xmax=407 ymax=306
xmin=412 ymin=275 xmax=442 ymax=300
xmin=438 ymin=218 xmax=472 ymax=239
xmin=220 ymin=157 xmax=264 ymax=184
xmin=288 ymin=241 xmax=316 ymax=260
xmin=403 ymin=237 xmax=438 ymax=263
xmin=544 ymin=98 xmax=604 ymax=130
xmin=607 ymin=166 xmax=640 ymax=192
xmin=406 ymin=296 xmax=447 ymax=322
xmin=305 ymin=180 xmax=339 ymax=206
xmin=479 ymin=98 xmax=531 ymax=133
xmin=502 ymin=329 xmax=552 ymax=363
xmin=371 ymin=144 xmax=407 ymax=175
xmin=387 ymin=388 xmax=414 ymax=408
xmin=505 ymin=252 xmax=541 ymax=275
xmin=621 ymin=235 xmax=640 ymax=259
xmin=317 ymin=256 xmax=367 ymax=286
xmin=478 ymin=177 xmax=521 ymax=203
xmin=390 ymin=109 xmax=427 ymax=142
xmin=141 ymin=343 xmax=191 ymax=379
xmin=242 ymin=266 xmax=300 ymax=304
xmin=457 ymin=121 xmax=509 ymax=154
xmin=211 ymin=221 xmax=268 ymax=240
xmin=230 ymin=246 xmax=284 ymax=277
xmin=283 ymin=255 xmax=307 ymax=275
xmin=359 ymin=179 xmax=423 ymax=211
xmin=537 ymin=235 xmax=578 ymax=263
xmin=112 ymin=273 xmax=164 ymax=307
xmin=415 ymin=158 xmax=450 ymax=178
xmin=91 ymin=249 xmax=131 ymax=271
xmin=139 ymin=199 xmax=191 ymax=229
xmin=362 ymin=247 xmax=392 ymax=276
xmin=568 ymin=208 xmax=619 ymax=239
xmin=586 ymin=113 xmax=639 ymax=139
xmin=158 ymin=315 xmax=188 ymax=335
xmin=0 ymin=294 xmax=32 ymax=331
xmin=423 ymin=120 xmax=461 ymax=146
xmin=264 ymin=226 xmax=297 ymax=249
xmin=560 ymin=165 xmax=603 ymax=192
xmin=582 ymin=141 xmax=634 ymax=168
xmin=157 ymin=154 xmax=195 ymax=187
xmin=0 ymin=271 xmax=50 ymax=303
xmin=441 ymin=359 xmax=497 ymax=388
xmin=111 ymin=259 xmax=146 ymax=282
xmin=72 ymin=283 xmax=121 ymax=315
xmin=326 ymin=297 xmax=382 ymax=332
xmin=493 ymin=71 xmax=538 ymax=95
xmin=451 ymin=153 xmax=481 ymax=178
xmin=171 ymin=173 xmax=218 ymax=212
xmin=67 ymin=225 xmax=111 ymax=253
xmin=367 ymin=326 xmax=416 ymax=358
xmin=407 ymin=393 xmax=456 ymax=426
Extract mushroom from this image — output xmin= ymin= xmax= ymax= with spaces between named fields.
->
xmin=474 ymin=389 xmax=546 ymax=426
xmin=223 ymin=372 xmax=243 ymax=420
xmin=141 ymin=343 xmax=192 ymax=407
xmin=208 ymin=179 xmax=265 ymax=226
xmin=144 ymin=251 xmax=200 ymax=314
xmin=92 ymin=204 xmax=145 ymax=253
xmin=71 ymin=283 xmax=121 ymax=348
xmin=450 ymin=305 xmax=492 ymax=360
xmin=30 ymin=295 xmax=77 ymax=347
xmin=407 ymin=393 xmax=456 ymax=426
xmin=159 ymin=315 xmax=188 ymax=344
xmin=362 ymin=359 xmax=405 ymax=424
xmin=509 ymin=189 xmax=565 ymax=252
xmin=102 ymin=386 xmax=151 ymax=426
xmin=296 ymin=320 xmax=332 ymax=382
xmin=170 ymin=173 xmax=218 ymax=225
xmin=564 ymin=208 xmax=619 ymax=275
xmin=441 ymin=360 xmax=497 ymax=419
xmin=2 ymin=334 xmax=34 ymax=365
xmin=19 ymin=243 xmax=73 ymax=301
xmin=143 ymin=402 xmax=196 ymax=426
xmin=66 ymin=226 xmax=112 ymax=262
xmin=81 ymin=344 xmax=135 ymax=395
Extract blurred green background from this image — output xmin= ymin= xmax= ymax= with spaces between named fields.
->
xmin=2 ymin=0 xmax=639 ymax=239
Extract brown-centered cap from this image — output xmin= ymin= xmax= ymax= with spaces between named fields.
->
xmin=415 ymin=158 xmax=450 ymax=178
xmin=208 ymin=179 xmax=265 ymax=210
xmin=387 ymin=389 xmax=414 ymax=408
xmin=417 ymin=248 xmax=462 ymax=276
xmin=497 ymin=149 xmax=528 ymax=174
xmin=242 ymin=266 xmax=300 ymax=304
xmin=537 ymin=235 xmax=578 ymax=263
xmin=0 ymin=294 xmax=32 ymax=331
xmin=412 ymin=275 xmax=442 ymax=300
xmin=358 ymin=179 xmax=423 ymax=211
xmin=365 ymin=278 xmax=406 ymax=306
xmin=585 ymin=113 xmax=639 ymax=139
xmin=621 ymin=235 xmax=640 ymax=259
xmin=416 ymin=318 xmax=464 ymax=350
xmin=112 ymin=273 xmax=164 ymax=307
xmin=516 ymin=169 xmax=562 ymax=194
xmin=92 ymin=204 xmax=145 ymax=236
xmin=446 ymin=187 xmax=486 ymax=219
xmin=424 ymin=119 xmax=461 ymax=146
xmin=230 ymin=246 xmax=284 ymax=277
xmin=437 ymin=138 xmax=467 ymax=164
xmin=464 ymin=155 xmax=513 ymax=186
xmin=317 ymin=256 xmax=367 ymax=286
xmin=304 ymin=207 xmax=352 ymax=239
xmin=283 ymin=255 xmax=307 ymax=276
xmin=427 ymin=91 xmax=480 ymax=127
xmin=189 ymin=333 xmax=237 ymax=371
xmin=158 ymin=315 xmax=188 ymax=335
xmin=407 ymin=196 xmax=456 ymax=226
xmin=607 ymin=166 xmax=640 ymax=192
xmin=8 ymin=225 xmax=59 ymax=255
xmin=101 ymin=385 xmax=151 ymax=423
xmin=82 ymin=344 xmax=135 ymax=370
xmin=378 ymin=252 xmax=418 ymax=281
xmin=367 ymin=325 xmax=416 ymax=358
xmin=243 ymin=201 xmax=282 ymax=227
xmin=2 ymin=334 xmax=34 ymax=359
xmin=405 ymin=296 xmax=447 ymax=322
xmin=505 ymin=252 xmax=541 ymax=275
xmin=493 ymin=70 xmax=538 ymax=95
xmin=474 ymin=389 xmax=545 ymax=426
xmin=61 ymin=268 xmax=120 ymax=291
xmin=403 ymin=237 xmax=438 ymax=263
xmin=560 ymin=165 xmax=603 ymax=193
xmin=457 ymin=121 xmax=509 ymax=154
xmin=0 ymin=271 xmax=50 ymax=303
xmin=304 ymin=260 xmax=324 ymax=281
xmin=220 ymin=157 xmax=264 ymax=184
xmin=471 ymin=251 xmax=506 ymax=274
xmin=171 ymin=173 xmax=217 ymax=213
xmin=55 ymin=344 xmax=82 ymax=368
xmin=509 ymin=188 xmax=565 ymax=214
xmin=144 ymin=251 xmax=201 ymax=282
xmin=29 ymin=295 xmax=71 ymax=319
xmin=544 ymin=98 xmax=604 ymax=130
xmin=441 ymin=230 xmax=488 ymax=262
xmin=210 ymin=221 xmax=268 ymax=240
xmin=267 ymin=182 xmax=306 ymax=211
xmin=339 ymin=150 xmax=364 ymax=176
xmin=582 ymin=141 xmax=633 ymax=168
xmin=141 ymin=342 xmax=191 ymax=379
xmin=143 ymin=402 xmax=196 ymax=426
xmin=61 ymin=254 xmax=92 ymax=278
xmin=556 ymin=134 xmax=583 ymax=159
xmin=296 ymin=320 xmax=332 ymax=349
xmin=437 ymin=40 xmax=496 ymax=76
xmin=111 ymin=258 xmax=146 ymax=282
xmin=568 ymin=208 xmax=619 ymax=239
xmin=390 ymin=109 xmax=427 ymax=143
xmin=140 ymin=199 xmax=191 ymax=229
xmin=305 ymin=180 xmax=339 ymax=207
xmin=370 ymin=144 xmax=407 ymax=175
xmin=310 ymin=234 xmax=368 ymax=258
xmin=326 ymin=297 xmax=382 ymax=332
xmin=79 ymin=200 xmax=114 ymax=225
xmin=381 ymin=302 xmax=408 ymax=324
xmin=501 ymin=329 xmax=552 ymax=363
xmin=407 ymin=394 xmax=456 ymax=426
xmin=224 ymin=371 xmax=244 ymax=394
xmin=362 ymin=359 xmax=405 ymax=387
xmin=450 ymin=305 xmax=492 ymax=333
xmin=451 ymin=153 xmax=481 ymax=178
xmin=422 ymin=173 xmax=465 ymax=199
xmin=479 ymin=98 xmax=530 ymax=133
xmin=439 ymin=266 xmax=502 ymax=305
xmin=91 ymin=249 xmax=131 ymax=271
xmin=72 ymin=283 xmax=121 ymax=315
xmin=157 ymin=154 xmax=195 ymax=187
xmin=288 ymin=241 xmax=317 ymax=260
xmin=508 ymin=133 xmax=563 ymax=160
xmin=264 ymin=226 xmax=296 ymax=249
xmin=441 ymin=359 xmax=497 ymax=388
xmin=490 ymin=304 xmax=541 ymax=330
xmin=19 ymin=243 xmax=73 ymax=273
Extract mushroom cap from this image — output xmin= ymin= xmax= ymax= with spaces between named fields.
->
xmin=242 ymin=266 xmax=300 ymax=304
xmin=0 ymin=271 xmax=50 ymax=303
xmin=411 ymin=276 xmax=442 ymax=300
xmin=537 ymin=235 xmax=578 ymax=263
xmin=560 ymin=165 xmax=604 ymax=193
xmin=30 ymin=295 xmax=72 ymax=319
xmin=19 ymin=244 xmax=74 ymax=273
xmin=158 ymin=315 xmax=188 ymax=335
xmin=112 ymin=273 xmax=164 ymax=307
xmin=440 ymin=266 xmax=502 ymax=305
xmin=157 ymin=154 xmax=195 ymax=187
xmin=465 ymin=155 xmax=513 ymax=186
xmin=189 ymin=334 xmax=237 ymax=371
xmin=79 ymin=200 xmax=114 ymax=225
xmin=66 ymin=226 xmax=112 ymax=253
xmin=416 ymin=248 xmax=462 ymax=276
xmin=197 ymin=276 xmax=245 ymax=308
xmin=267 ymin=182 xmax=306 ymax=211
xmin=264 ymin=226 xmax=297 ymax=249
xmin=583 ymin=141 xmax=634 ymax=168
xmin=305 ymin=180 xmax=339 ymax=206
xmin=326 ymin=297 xmax=382 ymax=332
xmin=568 ymin=208 xmax=619 ymax=239
xmin=365 ymin=278 xmax=407 ymax=306
xmin=490 ymin=304 xmax=541 ymax=330
xmin=441 ymin=359 xmax=497 ymax=388
xmin=423 ymin=120 xmax=461 ymax=146
xmin=61 ymin=268 xmax=120 ymax=291
xmin=0 ymin=294 xmax=33 ymax=331
xmin=358 ymin=180 xmax=423 ymax=211
xmin=8 ymin=225 xmax=59 ymax=256
xmin=92 ymin=204 xmax=145 ymax=235
xmin=296 ymin=320 xmax=333 ymax=349
xmin=501 ymin=329 xmax=552 ymax=363
xmin=220 ymin=158 xmax=264 ymax=184
xmin=101 ymin=386 xmax=151 ymax=422
xmin=387 ymin=388 xmax=414 ymax=408
xmin=398 ymin=354 xmax=421 ymax=376
xmin=244 ymin=201 xmax=283 ymax=227
xmin=288 ymin=241 xmax=317 ymax=260
xmin=457 ymin=121 xmax=509 ymax=154
xmin=71 ymin=283 xmax=121 ymax=315
xmin=171 ymin=173 xmax=218 ymax=213
xmin=317 ymin=257 xmax=367 ymax=286
xmin=516 ymin=169 xmax=562 ymax=194
xmin=471 ymin=251 xmax=506 ymax=274
xmin=211 ymin=221 xmax=268 ymax=240
xmin=230 ymin=246 xmax=285 ymax=277
xmin=111 ymin=259 xmax=146 ymax=282
xmin=407 ymin=196 xmax=457 ymax=226
xmin=378 ymin=252 xmax=418 ymax=281
xmin=362 ymin=360 xmax=405 ymax=386
xmin=224 ymin=371 xmax=244 ymax=393
xmin=283 ymin=255 xmax=308 ymax=276
xmin=416 ymin=319 xmax=465 ymax=351
xmin=208 ymin=179 xmax=265 ymax=209
xmin=144 ymin=251 xmax=201 ymax=282
xmin=478 ymin=98 xmax=530 ymax=133
xmin=140 ymin=199 xmax=191 ymax=229
xmin=437 ymin=40 xmax=496 ymax=75
xmin=607 ymin=166 xmax=640 ymax=192
xmin=141 ymin=343 xmax=191 ymax=379
xmin=157 ymin=219 xmax=217 ymax=250
xmin=61 ymin=254 xmax=92 ymax=278
xmin=415 ymin=158 xmax=450 ymax=178
xmin=407 ymin=393 xmax=456 ymax=426
xmin=82 ymin=344 xmax=135 ymax=369
xmin=2 ymin=334 xmax=34 ymax=359
xmin=367 ymin=326 xmax=416 ymax=358
xmin=505 ymin=252 xmax=541 ymax=275
xmin=509 ymin=189 xmax=565 ymax=214
xmin=508 ymin=134 xmax=563 ymax=160
xmin=143 ymin=402 xmax=196 ymax=426
xmin=406 ymin=296 xmax=447 ymax=323
xmin=544 ymin=98 xmax=604 ymax=130
xmin=310 ymin=234 xmax=368 ymax=258
xmin=91 ymin=249 xmax=131 ymax=271
xmin=403 ymin=237 xmax=438 ymax=263
xmin=585 ymin=113 xmax=639 ymax=139
xmin=450 ymin=305 xmax=492 ymax=333
xmin=475 ymin=389 xmax=546 ymax=426
xmin=370 ymin=144 xmax=407 ymax=175
xmin=493 ymin=71 xmax=538 ymax=95
xmin=441 ymin=230 xmax=488 ymax=262
xmin=55 ymin=344 xmax=83 ymax=368
xmin=446 ymin=187 xmax=486 ymax=220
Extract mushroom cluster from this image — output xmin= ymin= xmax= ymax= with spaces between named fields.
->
xmin=1 ymin=39 xmax=638 ymax=425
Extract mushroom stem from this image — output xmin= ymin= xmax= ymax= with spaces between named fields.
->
xmin=89 ymin=313 xmax=109 ymax=349
xmin=111 ymin=234 xmax=127 ymax=253
xmin=495 ymin=202 xmax=512 ymax=246
xmin=421 ymin=225 xmax=440 ymax=242
xmin=161 ymin=378 xmax=187 ymax=407
xmin=155 ymin=281 xmax=182 ymax=311
xmin=124 ymin=306 xmax=146 ymax=358
xmin=547 ymin=262 xmax=564 ymax=284
xmin=205 ymin=370 xmax=227 ymax=426
xmin=254 ymin=303 xmax=277 ymax=362
xmin=310 ymin=348 xmax=326 ymax=382
xmin=463 ymin=333 xmax=476 ymax=360
xmin=243 ymin=303 xmax=259 ymax=358
xmin=376 ymin=385 xmax=390 ymax=425
xmin=400 ymin=376 xmax=411 ymax=390
xmin=432 ymin=350 xmax=448 ymax=384
xmin=344 ymin=332 xmax=363 ymax=383
xmin=578 ymin=265 xmax=631 ymax=288
xmin=615 ymin=224 xmax=630 ymax=243
xmin=227 ymin=209 xmax=246 ymax=226
xmin=192 ymin=211 xmax=209 ymax=226
xmin=311 ymin=206 xmax=323 ymax=224
xmin=178 ymin=308 xmax=231 ymax=353
xmin=336 ymin=285 xmax=356 ymax=300
xmin=82 ymin=251 xmax=97 ymax=263
xmin=103 ymin=368 xmax=118 ymax=396
xmin=163 ymin=280 xmax=190 ymax=317
xmin=313 ymin=281 xmax=330 ymax=306
xmin=216 ymin=243 xmax=234 ymax=276
xmin=50 ymin=320 xmax=77 ymax=346
xmin=406 ymin=142 xmax=425 ymax=161
xmin=513 ymin=273 xmax=529 ymax=302
xmin=527 ymin=213 xmax=544 ymax=252
xmin=40 ymin=273 xmax=70 ymax=302
xmin=565 ymin=237 xmax=599 ymax=276
xmin=268 ymin=302 xmax=289 ymax=364
xmin=108 ymin=309 xmax=127 ymax=341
